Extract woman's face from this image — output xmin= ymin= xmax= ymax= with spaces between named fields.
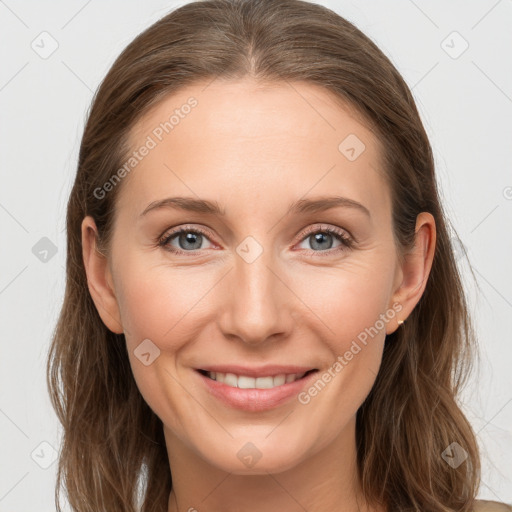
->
xmin=83 ymin=78 xmax=434 ymax=474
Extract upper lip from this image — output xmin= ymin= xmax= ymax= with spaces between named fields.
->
xmin=196 ymin=365 xmax=318 ymax=378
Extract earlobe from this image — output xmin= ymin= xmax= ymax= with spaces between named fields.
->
xmin=387 ymin=212 xmax=436 ymax=334
xmin=81 ymin=216 xmax=124 ymax=334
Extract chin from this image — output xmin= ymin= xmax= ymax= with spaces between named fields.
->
xmin=200 ymin=437 xmax=308 ymax=475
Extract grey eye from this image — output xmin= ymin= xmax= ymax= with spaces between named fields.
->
xmin=298 ymin=231 xmax=343 ymax=251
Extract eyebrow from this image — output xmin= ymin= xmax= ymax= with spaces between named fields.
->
xmin=139 ymin=195 xmax=371 ymax=218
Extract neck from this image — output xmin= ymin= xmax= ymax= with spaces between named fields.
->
xmin=165 ymin=416 xmax=384 ymax=512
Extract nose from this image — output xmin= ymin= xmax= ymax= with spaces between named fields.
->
xmin=217 ymin=246 xmax=295 ymax=346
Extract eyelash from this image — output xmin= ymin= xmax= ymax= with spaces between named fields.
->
xmin=157 ymin=224 xmax=355 ymax=257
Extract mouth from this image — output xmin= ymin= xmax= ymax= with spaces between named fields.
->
xmin=196 ymin=369 xmax=318 ymax=389
xmin=194 ymin=367 xmax=320 ymax=411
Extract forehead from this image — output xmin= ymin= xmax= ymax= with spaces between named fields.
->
xmin=119 ymin=78 xmax=390 ymax=221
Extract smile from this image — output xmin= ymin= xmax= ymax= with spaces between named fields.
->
xmin=195 ymin=365 xmax=320 ymax=411
xmin=199 ymin=370 xmax=315 ymax=389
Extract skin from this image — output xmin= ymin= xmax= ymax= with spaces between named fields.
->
xmin=82 ymin=78 xmax=436 ymax=512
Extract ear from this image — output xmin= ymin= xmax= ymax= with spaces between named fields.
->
xmin=81 ymin=216 xmax=124 ymax=334
xmin=386 ymin=212 xmax=436 ymax=335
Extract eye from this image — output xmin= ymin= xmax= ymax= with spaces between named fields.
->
xmin=158 ymin=226 xmax=215 ymax=254
xmin=157 ymin=224 xmax=354 ymax=256
xmin=296 ymin=225 xmax=354 ymax=255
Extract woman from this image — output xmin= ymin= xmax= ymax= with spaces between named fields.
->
xmin=47 ymin=0 xmax=511 ymax=510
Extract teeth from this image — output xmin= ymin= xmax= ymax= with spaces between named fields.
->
xmin=207 ymin=371 xmax=307 ymax=389
xmin=273 ymin=374 xmax=286 ymax=386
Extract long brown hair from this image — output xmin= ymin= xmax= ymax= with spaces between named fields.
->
xmin=47 ymin=0 xmax=481 ymax=510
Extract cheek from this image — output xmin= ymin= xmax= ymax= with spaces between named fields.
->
xmin=291 ymin=258 xmax=394 ymax=348
xmin=116 ymin=274 xmax=173 ymax=344
xmin=289 ymin=260 xmax=393 ymax=414
xmin=115 ymin=259 xmax=217 ymax=345
xmin=113 ymin=260 xmax=222 ymax=406
xmin=114 ymin=264 xmax=206 ymax=425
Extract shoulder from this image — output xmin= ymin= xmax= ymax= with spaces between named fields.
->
xmin=474 ymin=500 xmax=512 ymax=512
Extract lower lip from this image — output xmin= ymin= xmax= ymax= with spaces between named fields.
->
xmin=196 ymin=370 xmax=319 ymax=411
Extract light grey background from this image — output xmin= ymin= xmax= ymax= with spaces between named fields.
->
xmin=1 ymin=0 xmax=511 ymax=510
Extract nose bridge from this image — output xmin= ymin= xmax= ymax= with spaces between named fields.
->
xmin=218 ymin=239 xmax=292 ymax=344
